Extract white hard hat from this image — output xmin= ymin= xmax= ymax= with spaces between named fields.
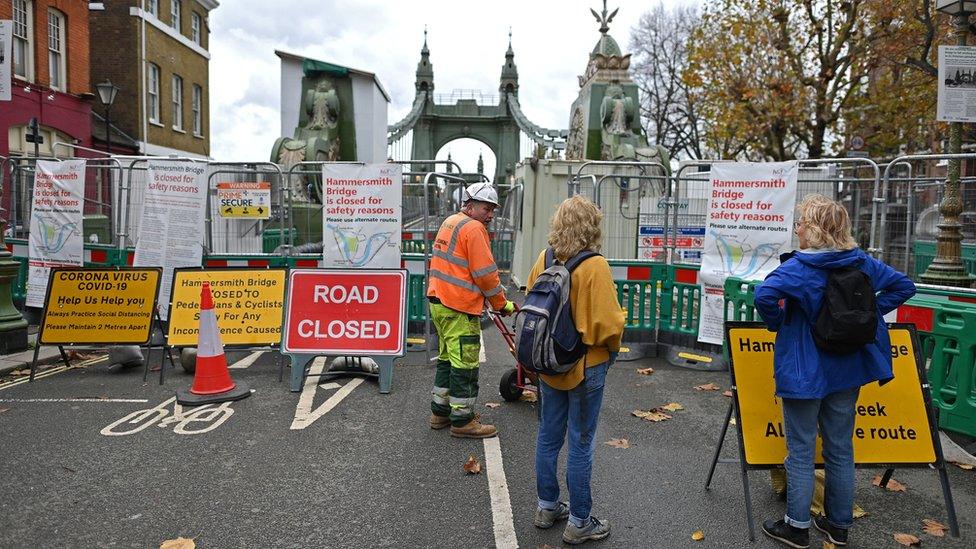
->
xmin=463 ymin=183 xmax=500 ymax=207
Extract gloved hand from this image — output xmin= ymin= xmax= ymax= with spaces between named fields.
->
xmin=608 ymin=351 xmax=619 ymax=366
xmin=499 ymin=301 xmax=517 ymax=317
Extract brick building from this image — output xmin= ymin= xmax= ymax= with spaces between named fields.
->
xmin=0 ymin=0 xmax=95 ymax=159
xmin=89 ymin=0 xmax=218 ymax=158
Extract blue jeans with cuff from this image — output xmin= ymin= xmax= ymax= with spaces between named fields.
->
xmin=536 ymin=361 xmax=609 ymax=526
xmin=782 ymin=387 xmax=860 ymax=530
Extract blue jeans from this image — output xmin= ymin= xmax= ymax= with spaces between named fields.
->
xmin=782 ymin=387 xmax=860 ymax=529
xmin=536 ymin=362 xmax=609 ymax=525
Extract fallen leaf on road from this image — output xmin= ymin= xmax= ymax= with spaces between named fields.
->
xmin=0 ymin=408 xmax=9 ymax=414
xmin=463 ymin=455 xmax=482 ymax=474
xmin=893 ymin=532 xmax=921 ymax=546
xmin=922 ymin=518 xmax=948 ymax=537
xmin=538 ymin=545 xmax=561 ymax=549
xmin=691 ymin=529 xmax=704 ymax=541
xmin=949 ymin=460 xmax=974 ymax=470
xmin=633 ymin=409 xmax=672 ymax=422
xmin=871 ymin=474 xmax=907 ymax=492
xmin=694 ymin=383 xmax=720 ymax=391
xmin=160 ymin=538 xmax=196 ymax=549
xmin=519 ymin=391 xmax=538 ymax=403
xmin=722 ymin=390 xmax=733 ymax=397
xmin=485 ymin=402 xmax=500 ymax=409
xmin=636 ymin=367 xmax=654 ymax=376
xmin=823 ymin=542 xmax=837 ymax=549
xmin=61 ymin=466 xmax=76 ymax=474
xmin=11 ymin=369 xmax=30 ymax=376
xmin=729 ymin=417 xmax=736 ymax=425
xmin=659 ymin=402 xmax=684 ymax=412
xmin=853 ymin=505 xmax=868 ymax=519
xmin=604 ymin=438 xmax=630 ymax=449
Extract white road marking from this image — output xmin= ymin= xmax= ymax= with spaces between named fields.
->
xmin=100 ymin=396 xmax=240 ymax=436
xmin=483 ymin=437 xmax=518 ymax=549
xmin=480 ymin=331 xmax=487 ymax=364
xmin=0 ymin=398 xmax=149 ymax=403
xmin=0 ymin=356 xmax=109 ymax=391
xmin=229 ymin=351 xmax=265 ymax=369
xmin=290 ymin=357 xmax=363 ymax=430
xmin=318 ymin=382 xmax=341 ymax=390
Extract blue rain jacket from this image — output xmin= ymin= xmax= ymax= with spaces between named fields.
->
xmin=754 ymin=248 xmax=916 ymax=399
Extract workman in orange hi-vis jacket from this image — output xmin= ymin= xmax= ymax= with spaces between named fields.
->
xmin=427 ymin=182 xmax=515 ymax=438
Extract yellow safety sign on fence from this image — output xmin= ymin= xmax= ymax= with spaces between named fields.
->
xmin=727 ymin=324 xmax=936 ymax=466
xmin=216 ymin=182 xmax=271 ymax=219
xmin=166 ymin=268 xmax=286 ymax=346
xmin=40 ymin=268 xmax=162 ymax=344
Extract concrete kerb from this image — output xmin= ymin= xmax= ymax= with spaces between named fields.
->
xmin=0 ymin=332 xmax=72 ymax=376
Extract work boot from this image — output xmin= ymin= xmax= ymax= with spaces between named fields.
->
xmin=534 ymin=501 xmax=569 ymax=529
xmin=450 ymin=417 xmax=498 ymax=438
xmin=562 ymin=516 xmax=611 ymax=545
xmin=813 ymin=515 xmax=848 ymax=546
xmin=429 ymin=413 xmax=450 ymax=430
xmin=762 ymin=519 xmax=809 ymax=549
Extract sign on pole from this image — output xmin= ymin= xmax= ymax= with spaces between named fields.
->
xmin=166 ymin=268 xmax=286 ymax=346
xmin=27 ymin=160 xmax=86 ymax=307
xmin=132 ymin=160 xmax=208 ymax=320
xmin=216 ymin=182 xmax=271 ymax=219
xmin=320 ymin=163 xmax=402 ymax=268
xmin=283 ymin=269 xmax=407 ymax=355
xmin=938 ymin=45 xmax=976 ymax=123
xmin=697 ymin=162 xmax=797 ymax=344
xmin=39 ymin=267 xmax=162 ymax=345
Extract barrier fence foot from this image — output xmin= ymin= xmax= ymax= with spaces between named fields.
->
xmin=377 ymin=356 xmax=394 ymax=394
xmin=289 ymin=354 xmax=314 ymax=392
xmin=705 ymin=400 xmax=734 ymax=490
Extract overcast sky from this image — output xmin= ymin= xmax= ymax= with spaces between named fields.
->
xmin=208 ymin=0 xmax=687 ymax=173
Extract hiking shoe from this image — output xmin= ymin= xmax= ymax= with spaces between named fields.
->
xmin=429 ymin=413 xmax=450 ymax=430
xmin=762 ymin=519 xmax=809 ymax=549
xmin=813 ymin=515 xmax=848 ymax=546
xmin=562 ymin=516 xmax=610 ymax=545
xmin=534 ymin=502 xmax=569 ymax=529
xmin=450 ymin=418 xmax=498 ymax=438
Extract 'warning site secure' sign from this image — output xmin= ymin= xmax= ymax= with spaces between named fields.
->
xmin=727 ymin=323 xmax=936 ymax=466
xmin=282 ymin=269 xmax=407 ymax=355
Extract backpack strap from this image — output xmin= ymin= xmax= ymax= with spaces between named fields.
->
xmin=544 ymin=247 xmax=555 ymax=269
xmin=564 ymin=250 xmax=601 ymax=272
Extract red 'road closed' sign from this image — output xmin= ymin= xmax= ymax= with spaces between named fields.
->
xmin=282 ymin=269 xmax=407 ymax=355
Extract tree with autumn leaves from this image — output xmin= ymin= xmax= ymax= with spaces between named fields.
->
xmin=631 ymin=0 xmax=949 ymax=161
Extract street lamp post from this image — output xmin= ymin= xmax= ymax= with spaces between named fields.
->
xmin=95 ymin=80 xmax=119 ymax=155
xmin=0 ymin=173 xmax=29 ymax=353
xmin=921 ymin=0 xmax=976 ymax=287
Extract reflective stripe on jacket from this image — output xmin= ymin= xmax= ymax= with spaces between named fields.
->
xmin=427 ymin=212 xmax=507 ymax=315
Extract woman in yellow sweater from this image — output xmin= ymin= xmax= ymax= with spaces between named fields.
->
xmin=526 ymin=196 xmax=625 ymax=545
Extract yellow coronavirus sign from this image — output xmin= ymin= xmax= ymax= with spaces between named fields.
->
xmin=727 ymin=324 xmax=936 ymax=466
xmin=40 ymin=268 xmax=162 ymax=344
xmin=166 ymin=268 xmax=286 ymax=346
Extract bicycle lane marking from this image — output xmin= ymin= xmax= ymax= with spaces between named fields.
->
xmin=100 ymin=396 xmax=241 ymax=436
xmin=484 ymin=436 xmax=518 ymax=549
xmin=290 ymin=357 xmax=363 ymax=430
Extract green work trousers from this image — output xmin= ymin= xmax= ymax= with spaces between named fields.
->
xmin=429 ymin=302 xmax=482 ymax=427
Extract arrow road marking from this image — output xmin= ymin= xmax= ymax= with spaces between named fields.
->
xmin=290 ymin=357 xmax=363 ymax=430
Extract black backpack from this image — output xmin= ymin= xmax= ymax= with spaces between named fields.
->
xmin=812 ymin=266 xmax=877 ymax=354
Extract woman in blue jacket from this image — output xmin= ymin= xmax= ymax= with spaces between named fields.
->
xmin=754 ymin=194 xmax=915 ymax=548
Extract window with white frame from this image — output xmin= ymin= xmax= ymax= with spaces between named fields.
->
xmin=172 ymin=75 xmax=184 ymax=130
xmin=148 ymin=63 xmax=161 ymax=123
xmin=47 ymin=9 xmax=66 ymax=91
xmin=192 ymin=84 xmax=203 ymax=136
xmin=170 ymin=0 xmax=182 ymax=32
xmin=191 ymin=12 xmax=201 ymax=45
xmin=12 ymin=0 xmax=34 ymax=81
xmin=146 ymin=0 xmax=158 ymax=17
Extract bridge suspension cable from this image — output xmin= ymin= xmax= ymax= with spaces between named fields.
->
xmin=387 ymin=91 xmax=429 ymax=145
xmin=505 ymin=92 xmax=568 ymax=150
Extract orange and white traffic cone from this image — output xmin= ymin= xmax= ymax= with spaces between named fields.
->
xmin=176 ymin=282 xmax=251 ymax=405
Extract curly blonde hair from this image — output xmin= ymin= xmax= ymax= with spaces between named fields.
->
xmin=548 ymin=195 xmax=603 ymax=260
xmin=796 ymin=194 xmax=857 ymax=250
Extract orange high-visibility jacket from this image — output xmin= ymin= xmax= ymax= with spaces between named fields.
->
xmin=427 ymin=212 xmax=507 ymax=316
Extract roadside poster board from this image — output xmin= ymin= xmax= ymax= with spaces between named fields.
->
xmin=726 ymin=323 xmax=937 ymax=465
xmin=27 ymin=160 xmax=85 ymax=307
xmin=283 ymin=269 xmax=406 ymax=355
xmin=216 ymin=182 xmax=271 ymax=219
xmin=166 ymin=268 xmax=287 ymax=346
xmin=698 ymin=162 xmax=797 ymax=344
xmin=320 ymin=163 xmax=402 ymax=269
xmin=938 ymin=45 xmax=976 ymax=123
xmin=132 ymin=160 xmax=208 ymax=320
xmin=39 ymin=267 xmax=162 ymax=344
